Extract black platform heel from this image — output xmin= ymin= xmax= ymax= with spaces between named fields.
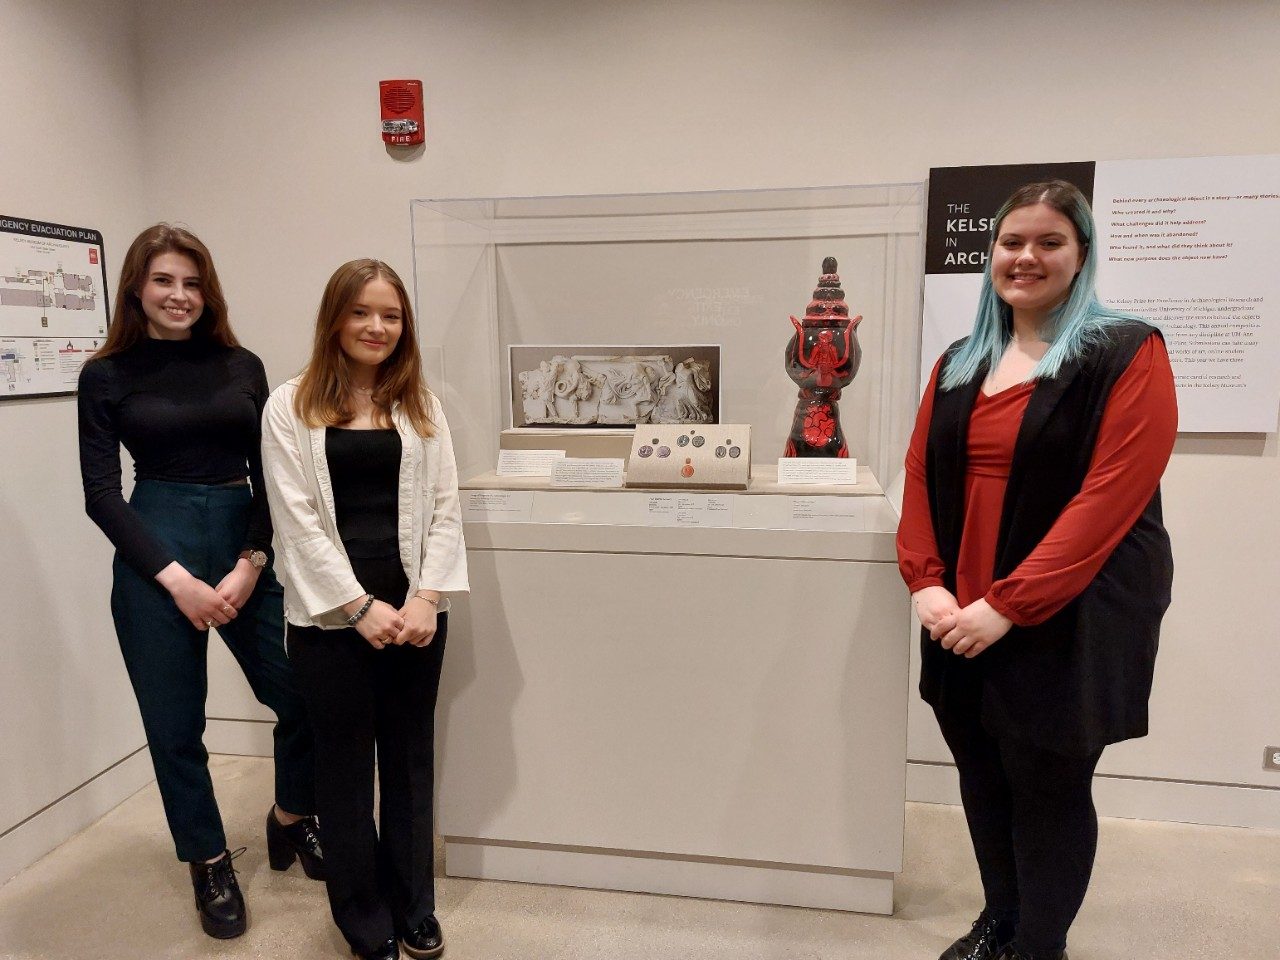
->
xmin=189 ymin=847 xmax=247 ymax=939
xmin=266 ymin=806 xmax=326 ymax=880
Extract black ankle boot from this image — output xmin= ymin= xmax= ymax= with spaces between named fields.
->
xmin=400 ymin=913 xmax=445 ymax=959
xmin=940 ymin=912 xmax=1015 ymax=960
xmin=1002 ymin=948 xmax=1067 ymax=960
xmin=266 ymin=806 xmax=325 ymax=880
xmin=188 ymin=848 xmax=247 ymax=939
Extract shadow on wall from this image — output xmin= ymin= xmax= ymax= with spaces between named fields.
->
xmin=386 ymin=144 xmax=426 ymax=162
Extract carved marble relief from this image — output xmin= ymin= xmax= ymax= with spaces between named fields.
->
xmin=511 ymin=348 xmax=718 ymax=427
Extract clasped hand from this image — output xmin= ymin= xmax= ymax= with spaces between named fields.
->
xmin=912 ymin=586 xmax=1012 ymax=659
xmin=215 ymin=561 xmax=261 ymax=611
xmin=352 ymin=598 xmax=438 ymax=650
xmin=160 ymin=560 xmax=259 ymax=632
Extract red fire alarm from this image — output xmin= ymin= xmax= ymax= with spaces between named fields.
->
xmin=380 ymin=79 xmax=425 ymax=145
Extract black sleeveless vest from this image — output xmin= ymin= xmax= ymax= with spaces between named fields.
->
xmin=921 ymin=320 xmax=1173 ymax=755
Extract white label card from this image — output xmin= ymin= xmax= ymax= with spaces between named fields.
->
xmin=777 ymin=458 xmax=859 ymax=485
xmin=462 ymin=490 xmax=535 ymax=523
xmin=549 ymin=458 xmax=626 ymax=488
xmin=787 ymin=496 xmax=865 ymax=531
xmin=497 ymin=448 xmax=566 ymax=476
xmin=644 ymin=494 xmax=734 ymax=527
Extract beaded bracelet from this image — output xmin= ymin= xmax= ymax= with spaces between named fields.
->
xmin=346 ymin=595 xmax=375 ymax=626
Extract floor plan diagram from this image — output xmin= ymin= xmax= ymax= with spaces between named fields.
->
xmin=0 ymin=216 xmax=108 ymax=397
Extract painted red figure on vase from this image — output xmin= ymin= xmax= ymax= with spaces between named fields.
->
xmin=783 ymin=257 xmax=863 ymax=458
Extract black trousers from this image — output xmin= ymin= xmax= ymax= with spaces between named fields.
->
xmin=935 ymin=706 xmax=1103 ymax=956
xmin=287 ymin=556 xmax=446 ymax=955
xmin=111 ymin=480 xmax=315 ymax=862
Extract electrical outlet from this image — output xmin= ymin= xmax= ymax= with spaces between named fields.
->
xmin=1264 ymin=747 xmax=1280 ymax=772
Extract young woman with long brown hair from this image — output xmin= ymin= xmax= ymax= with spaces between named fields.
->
xmin=262 ymin=259 xmax=467 ymax=960
xmin=77 ymin=224 xmax=324 ymax=940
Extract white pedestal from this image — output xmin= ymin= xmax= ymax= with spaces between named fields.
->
xmin=436 ymin=472 xmax=909 ymax=914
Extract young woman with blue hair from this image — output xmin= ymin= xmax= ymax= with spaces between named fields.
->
xmin=898 ymin=180 xmax=1177 ymax=960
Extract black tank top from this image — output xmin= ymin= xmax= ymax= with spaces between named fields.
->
xmin=325 ymin=427 xmax=402 ymax=559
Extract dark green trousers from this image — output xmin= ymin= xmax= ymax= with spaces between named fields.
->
xmin=111 ymin=479 xmax=315 ymax=862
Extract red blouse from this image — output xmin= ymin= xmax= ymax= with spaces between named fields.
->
xmin=897 ymin=334 xmax=1177 ymax=626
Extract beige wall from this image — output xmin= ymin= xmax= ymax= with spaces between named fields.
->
xmin=138 ymin=0 xmax=1278 ymax=807
xmin=3 ymin=0 xmax=1278 ymax=881
xmin=0 ymin=0 xmax=154 ymax=882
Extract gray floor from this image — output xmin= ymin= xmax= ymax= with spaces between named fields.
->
xmin=0 ymin=755 xmax=1276 ymax=959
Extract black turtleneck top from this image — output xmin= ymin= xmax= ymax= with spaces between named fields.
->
xmin=77 ymin=336 xmax=273 ymax=577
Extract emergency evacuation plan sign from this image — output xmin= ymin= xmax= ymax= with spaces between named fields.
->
xmin=0 ymin=215 xmax=110 ymax=399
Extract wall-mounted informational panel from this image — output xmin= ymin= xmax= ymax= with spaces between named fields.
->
xmin=0 ymin=216 xmax=109 ymax=400
xmin=922 ymin=156 xmax=1280 ymax=433
xmin=412 ymin=185 xmax=925 ymax=485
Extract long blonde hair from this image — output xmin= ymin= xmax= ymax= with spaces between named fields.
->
xmin=293 ymin=259 xmax=435 ymax=436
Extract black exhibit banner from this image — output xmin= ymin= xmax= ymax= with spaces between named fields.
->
xmin=924 ymin=163 xmax=1096 ymax=275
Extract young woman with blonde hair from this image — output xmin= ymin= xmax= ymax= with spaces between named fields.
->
xmin=262 ymin=259 xmax=467 ymax=960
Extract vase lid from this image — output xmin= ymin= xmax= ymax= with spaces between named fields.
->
xmin=802 ymin=256 xmax=849 ymax=319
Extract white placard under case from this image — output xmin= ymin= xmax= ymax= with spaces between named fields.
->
xmin=776 ymin=458 xmax=859 ymax=485
xmin=787 ymin=496 xmax=866 ymax=532
xmin=462 ymin=490 xmax=535 ymax=523
xmin=644 ymin=494 xmax=734 ymax=527
xmin=497 ymin=448 xmax=566 ymax=477
xmin=550 ymin=458 xmax=626 ymax=488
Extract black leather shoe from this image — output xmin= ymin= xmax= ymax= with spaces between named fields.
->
xmin=400 ymin=914 xmax=445 ymax=959
xmin=940 ymin=912 xmax=1014 ymax=960
xmin=266 ymin=806 xmax=325 ymax=880
xmin=189 ymin=847 xmax=247 ymax=939
xmin=1002 ymin=949 xmax=1067 ymax=960
xmin=353 ymin=939 xmax=399 ymax=960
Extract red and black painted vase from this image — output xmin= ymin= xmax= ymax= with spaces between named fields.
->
xmin=783 ymin=257 xmax=863 ymax=458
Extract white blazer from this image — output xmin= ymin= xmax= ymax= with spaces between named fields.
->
xmin=261 ymin=376 xmax=469 ymax=628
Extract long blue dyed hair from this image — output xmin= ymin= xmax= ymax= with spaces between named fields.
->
xmin=940 ymin=179 xmax=1137 ymax=390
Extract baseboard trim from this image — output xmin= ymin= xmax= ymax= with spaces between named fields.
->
xmin=0 ymin=747 xmax=154 ymax=886
xmin=444 ymin=839 xmax=895 ymax=914
xmin=907 ymin=760 xmax=1280 ymax=829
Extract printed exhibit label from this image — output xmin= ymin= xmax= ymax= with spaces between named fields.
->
xmin=776 ymin=458 xmax=859 ymax=485
xmin=787 ymin=496 xmax=866 ymax=532
xmin=497 ymin=448 xmax=566 ymax=477
xmin=644 ymin=494 xmax=734 ymax=527
xmin=461 ymin=490 xmax=535 ymax=523
xmin=549 ymin=458 xmax=626 ymax=488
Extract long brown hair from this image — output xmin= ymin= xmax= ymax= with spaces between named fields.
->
xmin=95 ymin=223 xmax=237 ymax=359
xmin=293 ymin=259 xmax=436 ymax=437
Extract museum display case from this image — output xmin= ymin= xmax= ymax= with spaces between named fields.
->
xmin=412 ymin=184 xmax=926 ymax=912
xmin=412 ymin=183 xmax=924 ymax=482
